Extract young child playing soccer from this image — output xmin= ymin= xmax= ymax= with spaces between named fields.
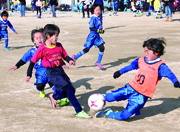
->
xmin=72 ymin=4 xmax=105 ymax=69
xmin=0 ymin=11 xmax=18 ymax=51
xmin=95 ymin=38 xmax=180 ymax=120
xmin=9 ymin=28 xmax=69 ymax=106
xmin=26 ymin=24 xmax=92 ymax=118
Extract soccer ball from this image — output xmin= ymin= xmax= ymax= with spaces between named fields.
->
xmin=88 ymin=93 xmax=106 ymax=111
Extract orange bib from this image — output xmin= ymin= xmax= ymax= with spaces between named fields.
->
xmin=129 ymin=56 xmax=164 ymax=98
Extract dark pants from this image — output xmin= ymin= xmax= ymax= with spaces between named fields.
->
xmin=46 ymin=67 xmax=82 ymax=113
xmin=36 ymin=6 xmax=41 ymax=16
xmin=82 ymin=5 xmax=89 ymax=17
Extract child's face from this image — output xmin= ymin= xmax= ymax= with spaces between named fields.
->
xmin=94 ymin=6 xmax=101 ymax=17
xmin=33 ymin=32 xmax=44 ymax=47
xmin=2 ymin=16 xmax=8 ymax=21
xmin=48 ymin=31 xmax=59 ymax=45
xmin=144 ymin=47 xmax=159 ymax=61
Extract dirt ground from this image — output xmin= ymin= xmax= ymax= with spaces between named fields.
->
xmin=1 ymin=10 xmax=180 ymax=132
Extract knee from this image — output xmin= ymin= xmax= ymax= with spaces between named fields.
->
xmin=36 ymin=83 xmax=45 ymax=91
xmin=120 ymin=111 xmax=132 ymax=120
xmin=83 ymin=47 xmax=89 ymax=53
xmin=98 ymin=44 xmax=105 ymax=52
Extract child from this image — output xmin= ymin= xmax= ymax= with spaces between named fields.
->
xmin=0 ymin=11 xmax=18 ymax=51
xmin=76 ymin=0 xmax=81 ymax=14
xmin=26 ymin=24 xmax=92 ymax=118
xmin=92 ymin=0 xmax=104 ymax=26
xmin=42 ymin=0 xmax=46 ymax=12
xmin=131 ymin=0 xmax=137 ymax=17
xmin=136 ymin=0 xmax=143 ymax=15
xmin=72 ymin=4 xmax=105 ymax=69
xmin=124 ymin=0 xmax=128 ymax=11
xmin=31 ymin=0 xmax=36 ymax=12
xmin=81 ymin=0 xmax=90 ymax=18
xmin=154 ymin=0 xmax=162 ymax=18
xmin=95 ymin=38 xmax=180 ymax=120
xmin=10 ymin=2 xmax=15 ymax=15
xmin=107 ymin=0 xmax=113 ymax=16
xmin=9 ymin=28 xmax=69 ymax=106
xmin=146 ymin=0 xmax=155 ymax=16
xmin=14 ymin=0 xmax=18 ymax=12
xmin=36 ymin=0 xmax=42 ymax=18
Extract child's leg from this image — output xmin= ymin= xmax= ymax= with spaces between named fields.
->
xmin=107 ymin=93 xmax=148 ymax=120
xmin=65 ymin=85 xmax=82 ymax=113
xmin=97 ymin=44 xmax=105 ymax=63
xmin=73 ymin=47 xmax=89 ymax=60
xmin=4 ymin=38 xmax=9 ymax=51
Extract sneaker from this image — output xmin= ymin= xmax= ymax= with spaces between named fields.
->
xmin=75 ymin=110 xmax=92 ymax=118
xmin=72 ymin=55 xmax=77 ymax=62
xmin=49 ymin=93 xmax=56 ymax=109
xmin=95 ymin=108 xmax=113 ymax=118
xmin=4 ymin=47 xmax=10 ymax=51
xmin=39 ymin=90 xmax=45 ymax=98
xmin=96 ymin=62 xmax=104 ymax=69
xmin=60 ymin=98 xmax=69 ymax=106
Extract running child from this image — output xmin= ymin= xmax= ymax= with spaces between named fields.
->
xmin=95 ymin=38 xmax=180 ymax=120
xmin=0 ymin=11 xmax=18 ymax=51
xmin=72 ymin=4 xmax=105 ymax=69
xmin=10 ymin=2 xmax=15 ymax=15
xmin=9 ymin=28 xmax=69 ymax=106
xmin=26 ymin=24 xmax=92 ymax=118
xmin=36 ymin=0 xmax=42 ymax=18
xmin=107 ymin=0 xmax=113 ymax=16
xmin=14 ymin=0 xmax=18 ymax=12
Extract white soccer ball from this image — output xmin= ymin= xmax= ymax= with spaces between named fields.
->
xmin=88 ymin=93 xmax=106 ymax=111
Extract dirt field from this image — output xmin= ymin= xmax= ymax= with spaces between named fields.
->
xmin=1 ymin=10 xmax=180 ymax=132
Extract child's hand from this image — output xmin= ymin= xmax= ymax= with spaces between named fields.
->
xmin=9 ymin=66 xmax=17 ymax=70
xmin=62 ymin=65 xmax=69 ymax=69
xmin=97 ymin=29 xmax=105 ymax=34
xmin=113 ymin=71 xmax=121 ymax=79
xmin=15 ymin=32 xmax=18 ymax=34
xmin=26 ymin=76 xmax=31 ymax=83
xmin=69 ymin=60 xmax=75 ymax=66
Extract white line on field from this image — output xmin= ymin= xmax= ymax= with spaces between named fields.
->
xmin=0 ymin=89 xmax=32 ymax=96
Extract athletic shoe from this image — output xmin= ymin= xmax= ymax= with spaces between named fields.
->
xmin=60 ymin=98 xmax=69 ymax=106
xmin=49 ymin=93 xmax=56 ymax=109
xmin=74 ymin=110 xmax=92 ymax=118
xmin=39 ymin=90 xmax=45 ymax=98
xmin=95 ymin=108 xmax=113 ymax=118
xmin=4 ymin=47 xmax=10 ymax=51
xmin=96 ymin=62 xmax=104 ymax=69
xmin=72 ymin=55 xmax=77 ymax=62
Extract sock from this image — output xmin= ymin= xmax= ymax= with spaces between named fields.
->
xmin=5 ymin=39 xmax=8 ymax=48
xmin=97 ymin=51 xmax=104 ymax=63
xmin=75 ymin=50 xmax=85 ymax=60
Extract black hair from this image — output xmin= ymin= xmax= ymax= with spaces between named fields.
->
xmin=31 ymin=28 xmax=44 ymax=43
xmin=1 ymin=11 xmax=9 ymax=17
xmin=90 ymin=4 xmax=102 ymax=14
xmin=43 ymin=24 xmax=60 ymax=40
xmin=143 ymin=37 xmax=166 ymax=56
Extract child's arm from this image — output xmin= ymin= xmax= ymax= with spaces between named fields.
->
xmin=9 ymin=59 xmax=26 ymax=70
xmin=158 ymin=64 xmax=180 ymax=88
xmin=113 ymin=58 xmax=139 ymax=79
xmin=9 ymin=49 xmax=33 ymax=70
xmin=64 ymin=56 xmax=75 ymax=66
xmin=7 ymin=21 xmax=18 ymax=34
xmin=26 ymin=61 xmax=35 ymax=82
